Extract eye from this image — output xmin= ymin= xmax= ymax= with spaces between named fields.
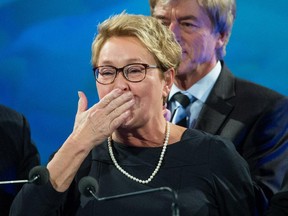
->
xmin=178 ymin=21 xmax=200 ymax=33
xmin=99 ymin=67 xmax=115 ymax=76
xmin=180 ymin=21 xmax=197 ymax=28
xmin=154 ymin=16 xmax=171 ymax=27
xmin=126 ymin=65 xmax=144 ymax=74
xmin=160 ymin=20 xmax=171 ymax=27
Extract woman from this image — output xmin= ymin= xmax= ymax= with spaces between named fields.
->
xmin=10 ymin=13 xmax=255 ymax=216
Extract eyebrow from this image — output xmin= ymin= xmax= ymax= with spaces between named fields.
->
xmin=154 ymin=14 xmax=199 ymax=22
xmin=153 ymin=14 xmax=168 ymax=20
xmin=99 ymin=58 xmax=144 ymax=66
xmin=177 ymin=15 xmax=199 ymax=22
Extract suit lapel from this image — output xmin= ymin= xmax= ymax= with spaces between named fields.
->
xmin=195 ymin=62 xmax=236 ymax=134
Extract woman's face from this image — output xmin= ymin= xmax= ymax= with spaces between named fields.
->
xmin=96 ymin=36 xmax=171 ymax=128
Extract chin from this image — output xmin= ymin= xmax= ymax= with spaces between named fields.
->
xmin=176 ymin=69 xmax=189 ymax=77
xmin=178 ymin=62 xmax=197 ymax=75
xmin=120 ymin=116 xmax=134 ymax=129
xmin=120 ymin=121 xmax=130 ymax=129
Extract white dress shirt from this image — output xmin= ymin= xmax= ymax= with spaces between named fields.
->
xmin=168 ymin=61 xmax=222 ymax=128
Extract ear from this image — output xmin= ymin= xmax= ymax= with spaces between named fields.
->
xmin=216 ymin=31 xmax=228 ymax=49
xmin=162 ymin=67 xmax=175 ymax=98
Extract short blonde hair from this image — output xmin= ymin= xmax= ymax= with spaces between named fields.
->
xmin=91 ymin=13 xmax=181 ymax=73
xmin=149 ymin=0 xmax=236 ymax=59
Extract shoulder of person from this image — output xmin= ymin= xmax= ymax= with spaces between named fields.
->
xmin=221 ymin=62 xmax=285 ymax=102
xmin=184 ymin=129 xmax=249 ymax=170
xmin=183 ymin=129 xmax=235 ymax=151
xmin=236 ymin=77 xmax=284 ymax=98
xmin=224 ymin=71 xmax=287 ymax=113
xmin=0 ymin=104 xmax=23 ymax=120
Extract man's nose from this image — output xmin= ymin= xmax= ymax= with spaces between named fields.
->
xmin=169 ymin=22 xmax=181 ymax=41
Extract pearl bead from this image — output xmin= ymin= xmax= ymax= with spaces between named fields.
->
xmin=108 ymin=121 xmax=170 ymax=184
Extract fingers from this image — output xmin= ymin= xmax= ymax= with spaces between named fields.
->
xmin=108 ymin=98 xmax=135 ymax=130
xmin=91 ymin=88 xmax=134 ymax=117
xmin=71 ymin=89 xmax=135 ymax=149
xmin=84 ymin=89 xmax=134 ymax=136
xmin=104 ymin=91 xmax=134 ymax=116
xmin=77 ymin=91 xmax=88 ymax=114
xmin=97 ymin=88 xmax=133 ymax=110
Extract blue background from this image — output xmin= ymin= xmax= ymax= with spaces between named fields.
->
xmin=1 ymin=0 xmax=287 ymax=165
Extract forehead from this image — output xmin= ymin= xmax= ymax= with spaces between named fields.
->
xmin=98 ymin=36 xmax=155 ymax=65
xmin=154 ymin=0 xmax=205 ymax=19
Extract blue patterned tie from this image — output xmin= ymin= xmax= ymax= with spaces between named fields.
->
xmin=171 ymin=92 xmax=191 ymax=127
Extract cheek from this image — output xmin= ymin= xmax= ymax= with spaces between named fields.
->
xmin=96 ymin=84 xmax=112 ymax=99
xmin=139 ymin=80 xmax=163 ymax=103
xmin=186 ymin=33 xmax=206 ymax=60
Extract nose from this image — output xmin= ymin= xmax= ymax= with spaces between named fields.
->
xmin=113 ymin=71 xmax=129 ymax=91
xmin=169 ymin=21 xmax=181 ymax=42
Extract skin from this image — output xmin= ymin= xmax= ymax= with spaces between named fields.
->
xmin=46 ymin=36 xmax=185 ymax=192
xmin=153 ymin=0 xmax=226 ymax=90
xmin=96 ymin=36 xmax=169 ymax=147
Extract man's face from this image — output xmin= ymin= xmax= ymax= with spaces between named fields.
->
xmin=152 ymin=0 xmax=221 ymax=76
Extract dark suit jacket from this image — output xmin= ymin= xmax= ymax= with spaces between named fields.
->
xmin=0 ymin=105 xmax=40 ymax=215
xmin=266 ymin=172 xmax=288 ymax=216
xmin=266 ymin=191 xmax=288 ymax=216
xmin=172 ymin=61 xmax=288 ymax=214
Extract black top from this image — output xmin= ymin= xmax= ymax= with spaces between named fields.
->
xmin=0 ymin=105 xmax=40 ymax=216
xmin=10 ymin=129 xmax=255 ymax=216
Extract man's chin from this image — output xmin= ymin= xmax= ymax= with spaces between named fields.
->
xmin=177 ymin=62 xmax=197 ymax=76
xmin=175 ymin=71 xmax=190 ymax=78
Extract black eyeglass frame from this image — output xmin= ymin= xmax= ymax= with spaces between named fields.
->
xmin=93 ymin=63 xmax=158 ymax=85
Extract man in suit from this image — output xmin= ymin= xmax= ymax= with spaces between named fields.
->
xmin=0 ymin=104 xmax=40 ymax=215
xmin=149 ymin=0 xmax=288 ymax=214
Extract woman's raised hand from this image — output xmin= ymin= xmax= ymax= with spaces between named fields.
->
xmin=70 ymin=89 xmax=134 ymax=150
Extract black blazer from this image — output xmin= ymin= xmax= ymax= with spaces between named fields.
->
xmin=266 ymin=191 xmax=288 ymax=216
xmin=176 ymin=61 xmax=288 ymax=213
xmin=0 ymin=105 xmax=40 ymax=215
xmin=266 ymin=171 xmax=288 ymax=216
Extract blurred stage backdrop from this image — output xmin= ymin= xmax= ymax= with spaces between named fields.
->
xmin=1 ymin=0 xmax=287 ymax=164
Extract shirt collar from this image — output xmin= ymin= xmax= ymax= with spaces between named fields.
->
xmin=169 ymin=61 xmax=221 ymax=102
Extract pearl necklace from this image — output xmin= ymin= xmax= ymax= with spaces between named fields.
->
xmin=107 ymin=121 xmax=170 ymax=184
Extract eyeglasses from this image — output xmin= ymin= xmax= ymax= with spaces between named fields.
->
xmin=93 ymin=63 xmax=158 ymax=85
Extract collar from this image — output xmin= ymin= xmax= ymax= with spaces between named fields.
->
xmin=169 ymin=61 xmax=221 ymax=103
